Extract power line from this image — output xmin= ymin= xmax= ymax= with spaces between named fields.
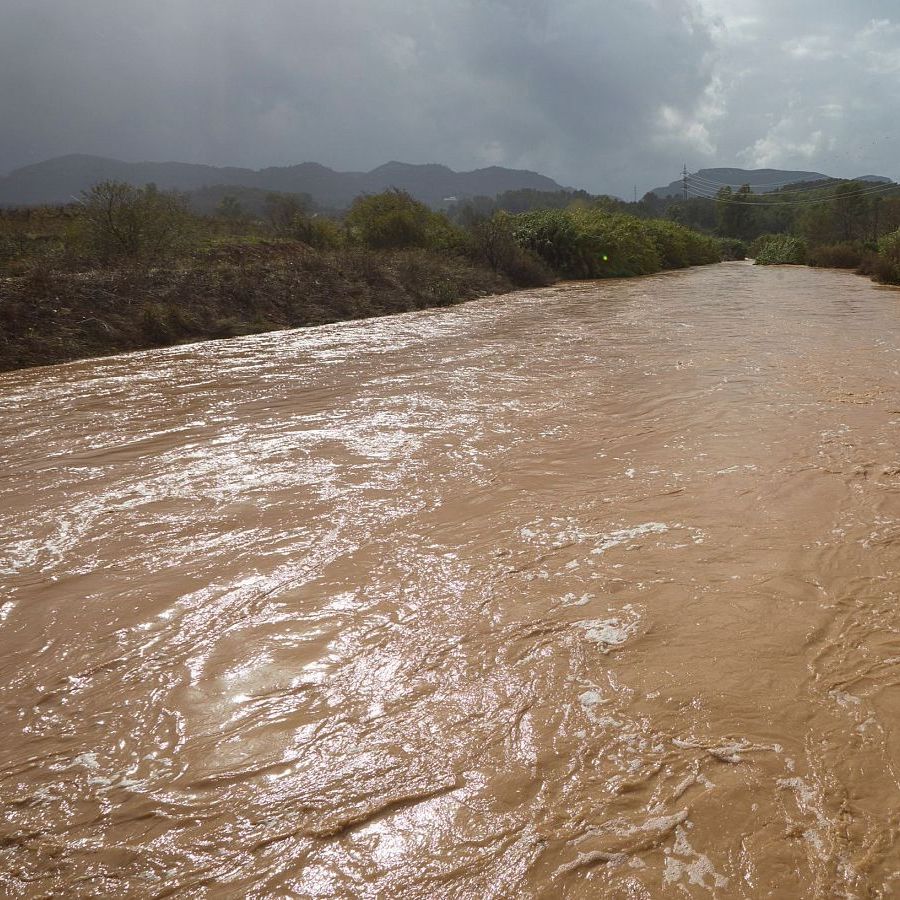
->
xmin=685 ymin=171 xmax=842 ymax=190
xmin=682 ymin=174 xmax=900 ymax=206
xmin=686 ymin=174 xmax=843 ymax=195
xmin=686 ymin=185 xmax=899 ymax=205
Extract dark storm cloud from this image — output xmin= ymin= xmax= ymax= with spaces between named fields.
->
xmin=1 ymin=0 xmax=898 ymax=195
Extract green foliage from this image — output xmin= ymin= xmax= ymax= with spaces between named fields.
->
xmin=717 ymin=238 xmax=748 ymax=260
xmin=665 ymin=198 xmax=718 ymax=232
xmin=508 ymin=208 xmax=720 ymax=279
xmin=261 ymin=191 xmax=344 ymax=249
xmin=752 ymin=234 xmax=808 ymax=265
xmin=449 ymin=188 xmax=594 ymax=223
xmin=833 ymin=182 xmax=867 ymax=241
xmin=644 ymin=219 xmax=720 ymax=269
xmin=346 ymin=190 xmax=431 ymax=249
xmin=345 ymin=189 xmax=472 ymax=256
xmin=716 ymin=185 xmax=755 ymax=240
xmin=76 ymin=181 xmax=194 ymax=261
xmin=468 ymin=212 xmax=553 ymax=286
xmin=292 ymin=216 xmax=343 ymax=251
xmin=510 ymin=209 xmax=587 ymax=276
xmin=869 ymin=229 xmax=900 ymax=284
xmin=424 ymin=212 xmax=470 ymax=256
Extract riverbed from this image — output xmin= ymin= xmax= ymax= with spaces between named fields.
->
xmin=3 ymin=261 xmax=900 ymax=896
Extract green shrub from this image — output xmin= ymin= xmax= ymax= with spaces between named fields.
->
xmin=868 ymin=229 xmax=900 ymax=284
xmin=292 ymin=215 xmax=343 ymax=250
xmin=468 ymin=213 xmax=553 ymax=286
xmin=807 ymin=242 xmax=866 ymax=269
xmin=510 ymin=209 xmax=587 ymax=276
xmin=753 ymin=234 xmax=808 ymax=265
xmin=748 ymin=234 xmax=781 ymax=258
xmin=346 ymin=190 xmax=431 ymax=249
xmin=506 ymin=208 xmax=719 ymax=279
xmin=424 ymin=213 xmax=470 ymax=256
xmin=644 ymin=219 xmax=721 ymax=268
xmin=717 ymin=238 xmax=748 ymax=261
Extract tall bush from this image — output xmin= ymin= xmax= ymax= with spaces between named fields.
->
xmin=870 ymin=229 xmax=900 ymax=284
xmin=76 ymin=181 xmax=194 ymax=261
xmin=468 ymin=213 xmax=553 ymax=286
xmin=346 ymin=190 xmax=431 ymax=249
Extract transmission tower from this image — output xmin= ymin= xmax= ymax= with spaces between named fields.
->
xmin=682 ymin=164 xmax=689 ymax=201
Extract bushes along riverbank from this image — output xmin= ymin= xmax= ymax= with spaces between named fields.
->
xmin=0 ymin=184 xmax=731 ymax=371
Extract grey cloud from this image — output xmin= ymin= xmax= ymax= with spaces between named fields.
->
xmin=1 ymin=0 xmax=897 ymax=196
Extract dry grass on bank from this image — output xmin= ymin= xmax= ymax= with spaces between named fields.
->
xmin=0 ymin=243 xmax=513 ymax=372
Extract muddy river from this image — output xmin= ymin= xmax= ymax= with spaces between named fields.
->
xmin=3 ymin=261 xmax=900 ymax=897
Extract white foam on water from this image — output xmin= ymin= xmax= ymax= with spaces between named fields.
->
xmin=561 ymin=592 xmax=594 ymax=607
xmin=592 ymin=523 xmax=669 ymax=555
xmin=579 ymin=619 xmax=634 ymax=645
xmin=664 ymin=825 xmax=729 ymax=890
xmin=577 ymin=604 xmax=641 ymax=651
xmin=578 ymin=690 xmax=604 ymax=708
xmin=71 ymin=752 xmax=100 ymax=771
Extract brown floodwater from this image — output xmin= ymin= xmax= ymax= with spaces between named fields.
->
xmin=2 ymin=261 xmax=900 ymax=897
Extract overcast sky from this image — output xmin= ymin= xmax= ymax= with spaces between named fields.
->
xmin=2 ymin=0 xmax=898 ymax=196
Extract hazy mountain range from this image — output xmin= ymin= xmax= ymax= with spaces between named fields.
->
xmin=0 ymin=155 xmax=564 ymax=209
xmin=1 ymin=156 xmax=894 ymax=210
xmin=650 ymin=167 xmax=893 ymax=198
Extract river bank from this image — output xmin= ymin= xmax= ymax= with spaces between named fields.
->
xmin=0 ymin=243 xmax=514 ymax=372
xmin=0 ymin=189 xmax=732 ymax=372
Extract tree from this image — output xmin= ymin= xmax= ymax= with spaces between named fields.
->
xmin=79 ymin=181 xmax=193 ymax=260
xmin=716 ymin=184 xmax=757 ymax=240
xmin=264 ymin=192 xmax=309 ymax=235
xmin=469 ymin=212 xmax=518 ymax=271
xmin=833 ymin=182 xmax=867 ymax=241
xmin=216 ymin=194 xmax=244 ymax=220
xmin=345 ymin=190 xmax=431 ymax=249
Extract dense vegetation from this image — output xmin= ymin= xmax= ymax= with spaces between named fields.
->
xmin=617 ymin=177 xmax=900 ymax=284
xmin=749 ymin=234 xmax=808 ymax=265
xmin=4 ymin=170 xmax=898 ymax=373
xmin=509 ymin=209 xmax=722 ymax=277
xmin=459 ymin=177 xmax=900 ymax=285
xmin=0 ymin=182 xmax=728 ymax=371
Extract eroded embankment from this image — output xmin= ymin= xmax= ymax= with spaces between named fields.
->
xmin=0 ymin=244 xmax=513 ymax=372
xmin=3 ymin=261 xmax=900 ymax=897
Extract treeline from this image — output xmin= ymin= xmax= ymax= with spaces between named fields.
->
xmin=0 ymin=181 xmax=729 ymax=371
xmin=1 ymin=180 xmax=731 ymax=283
xmin=641 ymin=179 xmax=900 ymax=285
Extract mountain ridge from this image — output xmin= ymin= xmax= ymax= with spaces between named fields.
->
xmin=0 ymin=155 xmax=564 ymax=209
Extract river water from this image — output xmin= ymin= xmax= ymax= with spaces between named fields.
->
xmin=2 ymin=261 xmax=900 ymax=897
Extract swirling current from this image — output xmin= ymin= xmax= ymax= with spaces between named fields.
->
xmin=3 ymin=261 xmax=900 ymax=897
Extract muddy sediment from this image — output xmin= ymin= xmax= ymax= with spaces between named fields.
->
xmin=2 ymin=261 xmax=900 ymax=896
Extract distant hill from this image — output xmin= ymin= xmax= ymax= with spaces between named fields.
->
xmin=0 ymin=154 xmax=565 ymax=209
xmin=650 ymin=167 xmax=894 ymax=198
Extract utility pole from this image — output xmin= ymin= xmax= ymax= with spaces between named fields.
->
xmin=682 ymin=164 xmax=689 ymax=201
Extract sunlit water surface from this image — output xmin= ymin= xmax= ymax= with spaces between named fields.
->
xmin=3 ymin=262 xmax=900 ymax=897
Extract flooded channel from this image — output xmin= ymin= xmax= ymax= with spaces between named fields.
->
xmin=3 ymin=261 xmax=900 ymax=897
